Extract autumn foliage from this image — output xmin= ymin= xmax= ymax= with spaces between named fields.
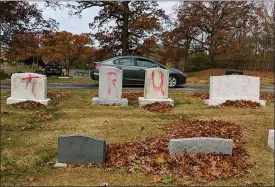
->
xmin=142 ymin=102 xmax=174 ymax=113
xmin=12 ymin=101 xmax=45 ymax=109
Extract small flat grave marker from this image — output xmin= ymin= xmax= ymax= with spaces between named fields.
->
xmin=169 ymin=137 xmax=233 ymax=155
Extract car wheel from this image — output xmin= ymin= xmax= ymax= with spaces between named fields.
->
xmin=169 ymin=75 xmax=178 ymax=88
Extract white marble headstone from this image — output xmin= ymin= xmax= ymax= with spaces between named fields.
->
xmin=6 ymin=73 xmax=50 ymax=105
xmin=144 ymin=68 xmax=169 ymax=99
xmin=98 ymin=67 xmax=123 ymax=100
xmin=204 ymin=75 xmax=266 ymax=106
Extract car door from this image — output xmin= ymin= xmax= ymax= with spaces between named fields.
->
xmin=135 ymin=58 xmax=159 ymax=83
xmin=113 ymin=57 xmax=139 ymax=83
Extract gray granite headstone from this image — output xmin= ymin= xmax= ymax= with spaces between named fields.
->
xmin=58 ymin=135 xmax=107 ymax=164
xmin=169 ymin=137 xmax=233 ymax=155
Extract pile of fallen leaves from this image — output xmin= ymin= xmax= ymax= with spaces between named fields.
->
xmin=142 ymin=102 xmax=173 ymax=113
xmin=12 ymin=101 xmax=45 ymax=109
xmin=122 ymin=92 xmax=143 ymax=101
xmin=47 ymin=92 xmax=71 ymax=99
xmin=93 ymin=92 xmax=143 ymax=101
xmin=221 ymin=100 xmax=261 ymax=109
xmin=260 ymin=93 xmax=274 ymax=102
xmin=191 ymin=92 xmax=274 ymax=102
xmin=105 ymin=119 xmax=251 ymax=181
xmin=190 ymin=92 xmax=209 ymax=99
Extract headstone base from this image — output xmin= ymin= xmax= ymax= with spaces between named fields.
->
xmin=92 ymin=97 xmax=128 ymax=106
xmin=268 ymin=129 xmax=274 ymax=150
xmin=204 ymin=99 xmax=266 ymax=106
xmin=6 ymin=97 xmax=51 ymax=106
xmin=138 ymin=97 xmax=174 ymax=107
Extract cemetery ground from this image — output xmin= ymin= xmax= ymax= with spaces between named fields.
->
xmin=1 ymin=89 xmax=274 ymax=186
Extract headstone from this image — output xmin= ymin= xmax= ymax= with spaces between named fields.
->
xmin=92 ymin=67 xmax=128 ymax=106
xmin=6 ymin=73 xmax=50 ymax=105
xmin=57 ymin=135 xmax=107 ymax=164
xmin=204 ymin=75 xmax=266 ymax=106
xmin=267 ymin=129 xmax=274 ymax=150
xmin=169 ymin=137 xmax=233 ymax=155
xmin=138 ymin=68 xmax=174 ymax=107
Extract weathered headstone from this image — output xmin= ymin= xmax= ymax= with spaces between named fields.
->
xmin=169 ymin=137 xmax=233 ymax=155
xmin=57 ymin=135 xmax=107 ymax=165
xmin=267 ymin=129 xmax=274 ymax=150
xmin=204 ymin=75 xmax=266 ymax=106
xmin=92 ymin=67 xmax=128 ymax=106
xmin=138 ymin=68 xmax=174 ymax=107
xmin=6 ymin=73 xmax=50 ymax=105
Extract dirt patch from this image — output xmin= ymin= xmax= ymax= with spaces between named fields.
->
xmin=142 ymin=102 xmax=174 ymax=113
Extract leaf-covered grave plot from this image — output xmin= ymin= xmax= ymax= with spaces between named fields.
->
xmin=142 ymin=102 xmax=174 ymax=113
xmin=47 ymin=92 xmax=71 ymax=99
xmin=12 ymin=101 xmax=46 ymax=109
xmin=104 ymin=119 xmax=252 ymax=181
xmin=67 ymin=119 xmax=251 ymax=181
xmin=221 ymin=100 xmax=261 ymax=108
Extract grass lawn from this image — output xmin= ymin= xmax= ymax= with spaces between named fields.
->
xmin=186 ymin=69 xmax=274 ymax=86
xmin=1 ymin=89 xmax=274 ymax=186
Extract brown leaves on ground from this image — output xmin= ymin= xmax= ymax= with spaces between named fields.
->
xmin=191 ymin=92 xmax=274 ymax=102
xmin=0 ymin=165 xmax=7 ymax=171
xmin=47 ymin=92 xmax=71 ymax=99
xmin=39 ymin=114 xmax=53 ymax=120
xmin=260 ymin=93 xmax=274 ymax=102
xmin=122 ymin=92 xmax=143 ymax=101
xmin=142 ymin=102 xmax=173 ymax=113
xmin=190 ymin=92 xmax=209 ymax=99
xmin=93 ymin=92 xmax=143 ymax=101
xmin=12 ymin=101 xmax=45 ymax=109
xmin=105 ymin=119 xmax=251 ymax=181
xmin=221 ymin=100 xmax=261 ymax=109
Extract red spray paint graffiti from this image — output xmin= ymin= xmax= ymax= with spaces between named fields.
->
xmin=107 ymin=72 xmax=118 ymax=97
xmin=151 ymin=70 xmax=165 ymax=96
xmin=21 ymin=74 xmax=40 ymax=82
xmin=21 ymin=74 xmax=40 ymax=97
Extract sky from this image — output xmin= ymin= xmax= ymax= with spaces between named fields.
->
xmin=36 ymin=1 xmax=179 ymax=34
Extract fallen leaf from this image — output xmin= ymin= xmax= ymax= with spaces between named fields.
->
xmin=0 ymin=166 xmax=7 ymax=171
xmin=150 ymin=175 xmax=163 ymax=183
xmin=28 ymin=177 xmax=34 ymax=182
xmin=155 ymin=156 xmax=165 ymax=164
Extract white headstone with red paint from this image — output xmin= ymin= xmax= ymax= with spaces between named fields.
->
xmin=204 ymin=75 xmax=266 ymax=106
xmin=144 ymin=68 xmax=169 ymax=99
xmin=92 ymin=67 xmax=128 ymax=106
xmin=139 ymin=68 xmax=174 ymax=107
xmin=6 ymin=73 xmax=51 ymax=105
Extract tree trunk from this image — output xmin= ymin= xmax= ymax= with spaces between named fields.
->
xmin=121 ymin=1 xmax=130 ymax=56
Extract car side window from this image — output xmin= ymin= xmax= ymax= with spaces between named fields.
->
xmin=113 ymin=58 xmax=134 ymax=66
xmin=136 ymin=59 xmax=158 ymax=68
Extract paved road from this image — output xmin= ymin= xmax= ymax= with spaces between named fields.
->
xmin=1 ymin=83 xmax=274 ymax=92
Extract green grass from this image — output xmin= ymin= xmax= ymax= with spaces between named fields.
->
xmin=1 ymin=89 xmax=274 ymax=186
